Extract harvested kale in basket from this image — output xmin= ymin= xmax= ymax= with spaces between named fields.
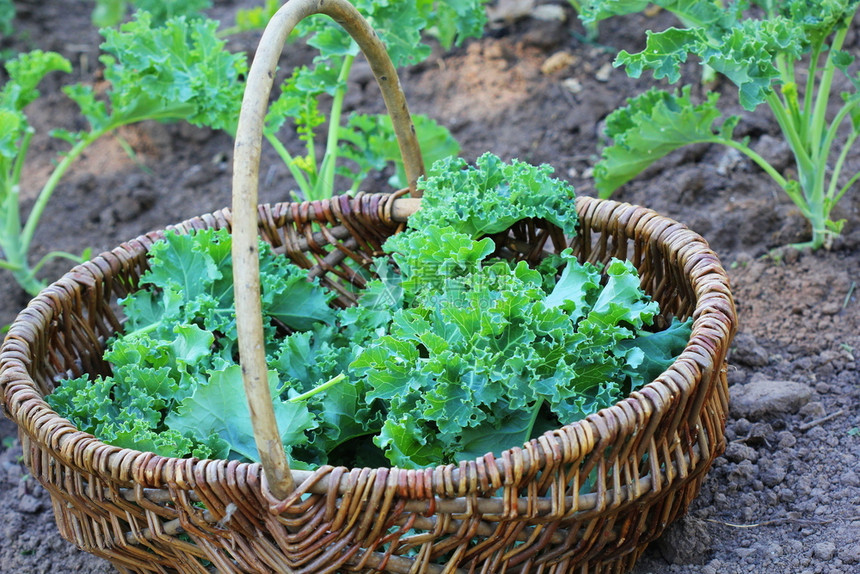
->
xmin=48 ymin=153 xmax=691 ymax=469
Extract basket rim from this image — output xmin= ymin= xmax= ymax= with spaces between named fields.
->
xmin=0 ymin=195 xmax=737 ymax=505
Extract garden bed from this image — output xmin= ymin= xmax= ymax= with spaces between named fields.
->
xmin=1 ymin=1 xmax=858 ymax=572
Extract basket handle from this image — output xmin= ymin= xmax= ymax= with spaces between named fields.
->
xmin=232 ymin=0 xmax=424 ymax=499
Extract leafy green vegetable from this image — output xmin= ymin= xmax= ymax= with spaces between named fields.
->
xmin=97 ymin=12 xmax=244 ymax=132
xmin=49 ymin=156 xmax=691 ymax=469
xmin=594 ymin=86 xmax=735 ymax=194
xmin=49 ymin=228 xmax=334 ymax=462
xmin=263 ymin=0 xmax=489 ymax=201
xmin=0 ymin=14 xmax=246 ymax=295
xmin=409 ymin=152 xmax=580 ymax=237
xmin=166 ymin=366 xmax=315 ymax=461
xmin=353 ymin=232 xmax=688 ymax=466
xmin=590 ymin=0 xmax=860 ymax=249
xmin=354 ymin=155 xmax=686 ymax=467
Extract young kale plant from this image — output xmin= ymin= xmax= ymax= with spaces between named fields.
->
xmin=95 ymin=1 xmax=490 ymax=201
xmin=591 ymin=0 xmax=860 ymax=249
xmin=0 ymin=13 xmax=245 ymax=295
xmin=264 ymin=0 xmax=488 ymax=201
xmin=1 ymin=1 xmax=485 ymax=292
xmin=50 ymin=154 xmax=692 ymax=469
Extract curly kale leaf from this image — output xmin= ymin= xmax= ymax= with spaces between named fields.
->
xmin=97 ymin=11 xmax=246 ymax=133
xmin=594 ymin=86 xmax=737 ymax=197
xmin=0 ymin=51 xmax=71 ymax=159
xmin=46 ymin=373 xmax=202 ymax=458
xmin=352 ymin=225 xmax=685 ymax=468
xmin=49 ymin=229 xmax=334 ymax=462
xmin=295 ymin=0 xmax=487 ymax=67
xmin=166 ymin=365 xmax=315 ymax=461
xmin=581 ymin=0 xmax=728 ymax=27
xmin=2 ymin=51 xmax=72 ymax=112
xmin=409 ymin=152 xmax=579 ymax=238
xmin=607 ymin=0 xmax=845 ymax=110
xmin=273 ymin=322 xmax=380 ymax=458
xmin=383 ymin=225 xmax=495 ymax=298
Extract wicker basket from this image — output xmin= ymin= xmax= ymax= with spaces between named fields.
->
xmin=0 ymin=1 xmax=737 ymax=572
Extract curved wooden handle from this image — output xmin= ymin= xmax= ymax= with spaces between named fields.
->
xmin=232 ymin=0 xmax=424 ymax=499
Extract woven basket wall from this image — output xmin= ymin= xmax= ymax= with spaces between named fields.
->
xmin=0 ymin=192 xmax=736 ymax=574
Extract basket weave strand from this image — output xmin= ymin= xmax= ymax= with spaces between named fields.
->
xmin=1 ymin=190 xmax=735 ymax=573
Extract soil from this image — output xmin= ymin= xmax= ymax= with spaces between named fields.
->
xmin=1 ymin=1 xmax=859 ymax=573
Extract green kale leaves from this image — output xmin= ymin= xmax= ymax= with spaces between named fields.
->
xmin=410 ymin=153 xmax=579 ymax=237
xmin=49 ymin=155 xmax=690 ymax=469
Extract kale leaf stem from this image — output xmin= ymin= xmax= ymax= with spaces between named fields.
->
xmin=265 ymin=132 xmax=312 ymax=200
xmin=809 ymin=23 xmax=848 ymax=167
xmin=315 ymin=54 xmax=355 ymax=202
xmin=288 ymin=373 xmax=347 ymax=403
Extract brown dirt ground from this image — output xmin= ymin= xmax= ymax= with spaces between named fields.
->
xmin=1 ymin=1 xmax=859 ymax=573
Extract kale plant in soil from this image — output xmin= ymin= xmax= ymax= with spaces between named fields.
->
xmin=236 ymin=0 xmax=489 ymax=202
xmin=0 ymin=1 xmax=487 ymax=296
xmin=585 ymin=0 xmax=860 ymax=250
xmin=0 ymin=13 xmax=246 ymax=295
xmin=48 ymin=153 xmax=691 ymax=470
